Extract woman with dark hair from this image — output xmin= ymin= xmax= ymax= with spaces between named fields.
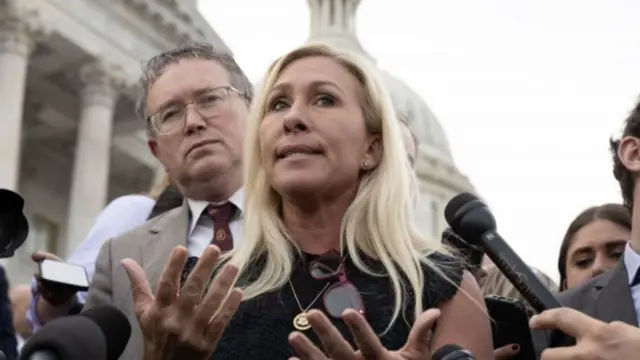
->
xmin=557 ymin=203 xmax=631 ymax=291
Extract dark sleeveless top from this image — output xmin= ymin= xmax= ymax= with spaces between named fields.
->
xmin=211 ymin=251 xmax=464 ymax=360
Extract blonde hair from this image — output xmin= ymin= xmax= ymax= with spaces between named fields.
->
xmin=228 ymin=43 xmax=448 ymax=330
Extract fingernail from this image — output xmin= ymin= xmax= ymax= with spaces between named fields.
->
xmin=512 ymin=344 xmax=520 ymax=352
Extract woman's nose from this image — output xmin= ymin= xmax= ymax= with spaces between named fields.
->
xmin=282 ymin=104 xmax=310 ymax=134
xmin=590 ymin=257 xmax=610 ymax=278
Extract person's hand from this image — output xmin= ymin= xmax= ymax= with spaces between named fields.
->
xmin=122 ymin=244 xmax=242 ymax=360
xmin=493 ymin=344 xmax=519 ymax=360
xmin=288 ymin=308 xmax=440 ymax=360
xmin=530 ymin=307 xmax=640 ymax=360
xmin=32 ymin=252 xmax=78 ymax=306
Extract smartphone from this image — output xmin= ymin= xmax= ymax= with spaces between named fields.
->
xmin=485 ymin=295 xmax=536 ymax=360
xmin=37 ymin=259 xmax=90 ymax=291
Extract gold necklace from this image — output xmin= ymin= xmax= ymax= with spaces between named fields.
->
xmin=289 ymin=279 xmax=330 ymax=331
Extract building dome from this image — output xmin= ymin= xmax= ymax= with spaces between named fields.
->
xmin=378 ymin=70 xmax=454 ymax=164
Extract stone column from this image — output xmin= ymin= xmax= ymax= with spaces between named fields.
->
xmin=0 ymin=9 xmax=45 ymax=190
xmin=65 ymin=60 xmax=124 ymax=255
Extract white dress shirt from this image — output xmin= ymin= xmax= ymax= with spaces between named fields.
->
xmin=186 ymin=189 xmax=244 ymax=257
xmin=623 ymin=243 xmax=640 ymax=325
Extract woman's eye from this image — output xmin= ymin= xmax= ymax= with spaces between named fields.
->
xmin=609 ymin=251 xmax=624 ymax=260
xmin=269 ymin=99 xmax=289 ymax=112
xmin=315 ymin=95 xmax=335 ymax=107
xmin=575 ymin=258 xmax=593 ymax=268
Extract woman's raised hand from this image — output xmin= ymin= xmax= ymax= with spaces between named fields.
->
xmin=289 ymin=308 xmax=440 ymax=360
xmin=121 ymin=245 xmax=242 ymax=360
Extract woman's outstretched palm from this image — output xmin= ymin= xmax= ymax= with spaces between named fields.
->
xmin=121 ymin=245 xmax=242 ymax=360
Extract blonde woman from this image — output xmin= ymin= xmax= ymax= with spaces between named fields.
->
xmin=122 ymin=43 xmax=492 ymax=360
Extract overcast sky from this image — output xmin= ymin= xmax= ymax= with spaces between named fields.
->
xmin=199 ymin=0 xmax=640 ymax=280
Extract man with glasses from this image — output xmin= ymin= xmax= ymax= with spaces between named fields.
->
xmin=33 ymin=43 xmax=253 ymax=360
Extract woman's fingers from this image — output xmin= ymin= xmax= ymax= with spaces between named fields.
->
xmin=178 ymin=245 xmax=221 ymax=313
xmin=403 ymin=308 xmax=440 ymax=355
xmin=306 ymin=310 xmax=357 ymax=359
xmin=156 ymin=246 xmax=188 ymax=307
xmin=205 ymin=287 xmax=243 ymax=345
xmin=288 ymin=331 xmax=328 ymax=360
xmin=342 ymin=309 xmax=387 ymax=359
xmin=494 ymin=344 xmax=520 ymax=360
xmin=196 ymin=263 xmax=239 ymax=328
xmin=121 ymin=258 xmax=153 ymax=318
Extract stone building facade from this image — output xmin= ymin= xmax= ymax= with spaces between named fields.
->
xmin=0 ymin=0 xmax=228 ymax=284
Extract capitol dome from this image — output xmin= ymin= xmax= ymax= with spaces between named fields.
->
xmin=378 ymin=70 xmax=454 ymax=164
xmin=264 ymin=0 xmax=476 ymax=236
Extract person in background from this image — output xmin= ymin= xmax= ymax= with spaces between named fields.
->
xmin=8 ymin=285 xmax=31 ymax=352
xmin=557 ymin=203 xmax=630 ymax=291
xmin=534 ymin=97 xmax=640 ymax=353
xmin=26 ymin=173 xmax=173 ymax=332
xmin=84 ymin=41 xmax=253 ymax=360
xmin=0 ymin=267 xmax=17 ymax=360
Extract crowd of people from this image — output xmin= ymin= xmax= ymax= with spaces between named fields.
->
xmin=3 ymin=40 xmax=640 ymax=359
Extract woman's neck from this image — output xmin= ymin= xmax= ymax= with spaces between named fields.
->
xmin=282 ymin=191 xmax=355 ymax=254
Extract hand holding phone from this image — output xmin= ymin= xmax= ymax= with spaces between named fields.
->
xmin=485 ymin=295 xmax=536 ymax=360
xmin=35 ymin=259 xmax=89 ymax=306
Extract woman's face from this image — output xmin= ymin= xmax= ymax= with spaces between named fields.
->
xmin=259 ymin=56 xmax=378 ymax=198
xmin=564 ymin=219 xmax=629 ymax=290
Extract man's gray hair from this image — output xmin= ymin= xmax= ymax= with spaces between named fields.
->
xmin=135 ymin=42 xmax=254 ymax=128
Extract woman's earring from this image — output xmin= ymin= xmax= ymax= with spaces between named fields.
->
xmin=362 ymin=160 xmax=370 ymax=170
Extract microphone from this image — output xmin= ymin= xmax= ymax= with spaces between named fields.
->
xmin=19 ymin=305 xmax=131 ymax=360
xmin=444 ymin=192 xmax=561 ymax=314
xmin=80 ymin=305 xmax=132 ymax=360
xmin=19 ymin=316 xmax=106 ymax=360
xmin=431 ymin=344 xmax=475 ymax=360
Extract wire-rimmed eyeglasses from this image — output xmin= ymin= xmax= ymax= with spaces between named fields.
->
xmin=147 ymin=86 xmax=242 ymax=135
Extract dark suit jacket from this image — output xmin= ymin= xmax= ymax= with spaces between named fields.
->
xmin=0 ymin=266 xmax=17 ymax=360
xmin=532 ymin=259 xmax=638 ymax=357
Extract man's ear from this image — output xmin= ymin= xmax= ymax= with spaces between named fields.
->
xmin=148 ymin=138 xmax=160 ymax=159
xmin=618 ymin=136 xmax=640 ymax=172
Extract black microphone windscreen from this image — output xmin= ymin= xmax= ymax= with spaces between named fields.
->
xmin=431 ymin=344 xmax=471 ymax=360
xmin=80 ymin=305 xmax=131 ymax=360
xmin=19 ymin=316 xmax=106 ymax=360
xmin=444 ymin=192 xmax=478 ymax=224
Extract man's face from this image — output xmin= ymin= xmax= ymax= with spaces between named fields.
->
xmin=146 ymin=59 xmax=248 ymax=193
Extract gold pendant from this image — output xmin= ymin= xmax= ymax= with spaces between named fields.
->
xmin=293 ymin=312 xmax=311 ymax=331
